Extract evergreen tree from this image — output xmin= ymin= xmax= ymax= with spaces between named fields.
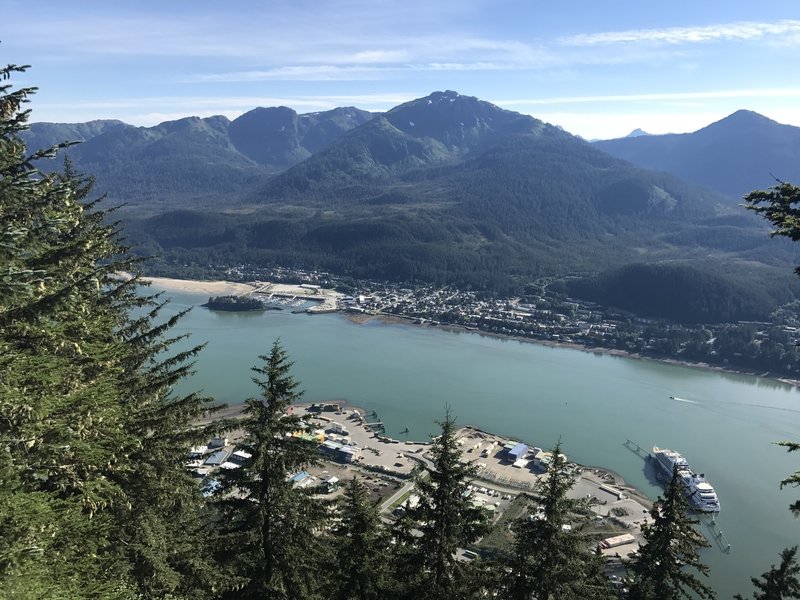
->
xmin=735 ymin=546 xmax=800 ymax=600
xmin=386 ymin=505 xmax=422 ymax=599
xmin=404 ymin=409 xmax=488 ymax=600
xmin=744 ymin=182 xmax=800 ymax=516
xmin=628 ymin=466 xmax=714 ymax=600
xmin=505 ymin=441 xmax=612 ymax=600
xmin=214 ymin=340 xmax=328 ymax=599
xmin=775 ymin=442 xmax=800 ymax=517
xmin=328 ymin=477 xmax=390 ymax=600
xmin=1 ymin=63 xmax=222 ymax=598
xmin=1 ymin=62 xmax=139 ymax=597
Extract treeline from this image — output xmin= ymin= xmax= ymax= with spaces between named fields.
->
xmin=563 ymin=263 xmax=798 ymax=324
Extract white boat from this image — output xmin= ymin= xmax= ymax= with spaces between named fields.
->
xmin=652 ymin=446 xmax=690 ymax=477
xmin=677 ymin=470 xmax=721 ymax=513
xmin=652 ymin=446 xmax=720 ymax=512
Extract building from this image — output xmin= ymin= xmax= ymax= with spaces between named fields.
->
xmin=204 ymin=449 xmax=229 ymax=467
xmin=508 ymin=443 xmax=528 ymax=462
xmin=319 ymin=440 xmax=360 ymax=463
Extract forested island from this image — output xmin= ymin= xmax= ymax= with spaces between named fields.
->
xmin=203 ymin=294 xmax=270 ymax=311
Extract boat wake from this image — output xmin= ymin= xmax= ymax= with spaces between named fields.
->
xmin=670 ymin=395 xmax=699 ymax=404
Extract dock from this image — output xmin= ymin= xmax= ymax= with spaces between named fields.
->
xmin=623 ymin=439 xmax=651 ymax=460
xmin=623 ymin=439 xmax=731 ymax=553
xmin=363 ymin=411 xmax=386 ymax=433
xmin=701 ymin=514 xmax=732 ymax=553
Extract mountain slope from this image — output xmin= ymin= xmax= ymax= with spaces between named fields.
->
xmin=261 ymin=91 xmax=554 ymax=201
xmin=228 ymin=105 xmax=373 ymax=168
xmin=593 ymin=110 xmax=800 ymax=198
xmin=191 ymin=92 xmax=776 ymax=290
xmin=23 ymin=107 xmax=373 ymax=206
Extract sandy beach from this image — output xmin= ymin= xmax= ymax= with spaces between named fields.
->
xmin=143 ymin=276 xmax=257 ymax=297
xmin=129 ymin=274 xmax=343 ymax=311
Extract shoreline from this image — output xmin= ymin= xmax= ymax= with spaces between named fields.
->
xmin=200 ymin=400 xmax=655 ymax=510
xmin=344 ymin=312 xmax=800 ymax=388
xmin=137 ymin=273 xmax=799 ymax=387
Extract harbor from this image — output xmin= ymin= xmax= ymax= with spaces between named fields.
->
xmin=195 ymin=402 xmax=656 ymax=570
xmin=160 ymin=287 xmax=800 ymax=598
xmin=624 ymin=439 xmax=731 ymax=553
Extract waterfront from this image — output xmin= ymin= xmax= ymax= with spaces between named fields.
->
xmin=160 ymin=289 xmax=800 ymax=598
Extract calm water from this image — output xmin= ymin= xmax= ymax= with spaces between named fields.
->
xmin=161 ymin=290 xmax=799 ymax=598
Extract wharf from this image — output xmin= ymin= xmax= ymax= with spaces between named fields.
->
xmin=623 ymin=438 xmax=730 ymax=553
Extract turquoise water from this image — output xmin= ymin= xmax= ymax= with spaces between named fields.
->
xmin=161 ymin=290 xmax=800 ymax=598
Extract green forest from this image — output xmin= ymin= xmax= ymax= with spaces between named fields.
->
xmin=3 ymin=65 xmax=800 ymax=599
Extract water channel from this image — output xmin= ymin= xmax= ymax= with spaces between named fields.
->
xmin=160 ymin=289 xmax=800 ymax=598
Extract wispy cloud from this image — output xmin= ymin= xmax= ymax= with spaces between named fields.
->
xmin=562 ymin=19 xmax=800 ymax=46
xmin=498 ymin=88 xmax=800 ymax=106
xmin=186 ymin=61 xmax=530 ymax=83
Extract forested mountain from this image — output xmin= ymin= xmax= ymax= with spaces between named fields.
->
xmin=25 ymin=93 xmax=800 ymax=319
xmin=593 ymin=110 xmax=800 ymax=198
xmin=22 ymin=106 xmax=373 ymax=206
xmin=228 ymin=105 xmax=373 ymax=168
xmin=262 ymin=90 xmax=559 ymax=199
xmin=126 ymin=91 xmax=797 ymax=308
xmin=561 ymin=263 xmax=797 ymax=324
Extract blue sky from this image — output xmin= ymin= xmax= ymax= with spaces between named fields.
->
xmin=4 ymin=0 xmax=800 ymax=139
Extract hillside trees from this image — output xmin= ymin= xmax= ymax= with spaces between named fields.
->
xmin=627 ymin=466 xmax=714 ymax=600
xmin=735 ymin=546 xmax=800 ymax=600
xmin=401 ymin=410 xmax=489 ymax=600
xmin=744 ymin=181 xmax=800 ymax=516
xmin=505 ymin=442 xmax=611 ymax=600
xmin=326 ymin=477 xmax=391 ymax=600
xmin=213 ymin=341 xmax=328 ymax=599
xmin=1 ymin=63 xmax=222 ymax=598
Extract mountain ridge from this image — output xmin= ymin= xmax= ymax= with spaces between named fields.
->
xmin=22 ymin=94 xmax=799 ymax=315
xmin=593 ymin=110 xmax=800 ymax=197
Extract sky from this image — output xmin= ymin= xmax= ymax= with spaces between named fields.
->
xmin=4 ymin=0 xmax=800 ymax=139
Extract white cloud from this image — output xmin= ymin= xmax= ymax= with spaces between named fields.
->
xmin=562 ymin=19 xmax=800 ymax=46
xmin=350 ymin=49 xmax=409 ymax=63
xmin=186 ymin=60 xmax=530 ymax=82
xmin=497 ymin=88 xmax=800 ymax=107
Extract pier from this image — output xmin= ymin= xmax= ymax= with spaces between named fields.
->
xmin=363 ymin=411 xmax=386 ymax=433
xmin=623 ymin=439 xmax=651 ymax=460
xmin=702 ymin=514 xmax=732 ymax=553
xmin=623 ymin=439 xmax=731 ymax=553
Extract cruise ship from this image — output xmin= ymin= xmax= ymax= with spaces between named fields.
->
xmin=652 ymin=446 xmax=720 ymax=512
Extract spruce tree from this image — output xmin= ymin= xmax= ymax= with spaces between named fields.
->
xmin=505 ymin=441 xmax=612 ymax=600
xmin=328 ymin=477 xmax=390 ymax=600
xmin=1 ymin=63 xmax=223 ymax=598
xmin=214 ymin=340 xmax=328 ymax=599
xmin=628 ymin=466 xmax=714 ymax=600
xmin=404 ymin=409 xmax=487 ymax=600
xmin=1 ymin=62 xmax=140 ymax=597
xmin=744 ymin=183 xmax=800 ymax=516
xmin=735 ymin=546 xmax=800 ymax=600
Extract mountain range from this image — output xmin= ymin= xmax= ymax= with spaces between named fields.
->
xmin=593 ymin=110 xmax=800 ymax=198
xmin=24 ymin=92 xmax=800 ymax=321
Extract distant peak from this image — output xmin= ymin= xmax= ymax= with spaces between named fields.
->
xmin=425 ymin=90 xmax=471 ymax=103
xmin=715 ymin=109 xmax=776 ymax=127
xmin=626 ymin=128 xmax=650 ymax=138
